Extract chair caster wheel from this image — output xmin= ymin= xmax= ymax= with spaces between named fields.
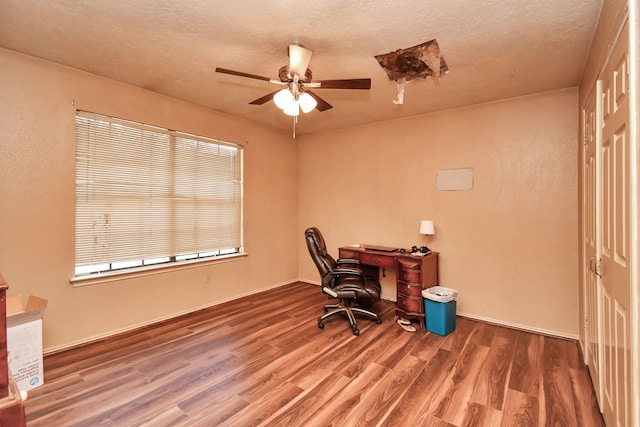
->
xmin=318 ymin=321 xmax=324 ymax=329
xmin=353 ymin=329 xmax=360 ymax=336
xmin=375 ymin=318 xmax=382 ymax=324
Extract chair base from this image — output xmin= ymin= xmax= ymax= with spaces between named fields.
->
xmin=317 ymin=299 xmax=382 ymax=336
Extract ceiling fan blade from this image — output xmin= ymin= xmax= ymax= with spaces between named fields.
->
xmin=249 ymin=90 xmax=281 ymax=105
xmin=215 ymin=67 xmax=272 ymax=82
xmin=306 ymin=90 xmax=333 ymax=112
xmin=289 ymin=44 xmax=313 ymax=77
xmin=313 ymin=78 xmax=372 ymax=90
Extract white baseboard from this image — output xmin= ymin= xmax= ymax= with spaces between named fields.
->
xmin=45 ymin=280 xmax=578 ymax=355
xmin=301 ymin=280 xmax=576 ymax=340
xmin=43 ymin=279 xmax=293 ymax=355
xmin=456 ymin=311 xmax=578 ymax=341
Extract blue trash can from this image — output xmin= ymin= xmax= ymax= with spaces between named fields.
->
xmin=422 ymin=286 xmax=458 ymax=336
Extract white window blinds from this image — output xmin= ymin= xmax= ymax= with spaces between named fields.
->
xmin=75 ymin=111 xmax=243 ymax=276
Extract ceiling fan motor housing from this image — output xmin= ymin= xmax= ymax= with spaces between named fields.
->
xmin=279 ymin=65 xmax=312 ymax=83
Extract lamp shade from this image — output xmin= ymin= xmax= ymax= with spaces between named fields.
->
xmin=419 ymin=220 xmax=435 ymax=235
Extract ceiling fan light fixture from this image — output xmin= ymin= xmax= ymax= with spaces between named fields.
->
xmin=299 ymin=92 xmax=317 ymax=113
xmin=274 ymin=88 xmax=294 ymax=110
xmin=283 ymin=100 xmax=300 ymax=116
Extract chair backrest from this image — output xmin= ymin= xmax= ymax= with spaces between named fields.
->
xmin=305 ymin=227 xmax=338 ymax=287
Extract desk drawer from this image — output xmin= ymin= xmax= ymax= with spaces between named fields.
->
xmin=338 ymin=249 xmax=360 ymax=260
xmin=360 ymin=252 xmax=396 ymax=268
xmin=397 ymin=258 xmax=421 ymax=269
xmin=397 ymin=281 xmax=423 ymax=298
xmin=397 ymin=295 xmax=424 ymax=314
xmin=398 ymin=268 xmax=421 ymax=283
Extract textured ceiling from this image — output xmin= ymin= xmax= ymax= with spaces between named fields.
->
xmin=0 ymin=0 xmax=603 ymax=137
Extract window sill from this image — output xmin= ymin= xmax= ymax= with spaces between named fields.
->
xmin=70 ymin=253 xmax=248 ymax=287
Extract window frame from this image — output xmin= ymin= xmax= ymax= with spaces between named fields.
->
xmin=72 ymin=111 xmax=245 ymax=285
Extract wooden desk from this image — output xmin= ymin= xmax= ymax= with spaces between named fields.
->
xmin=338 ymin=247 xmax=439 ymax=328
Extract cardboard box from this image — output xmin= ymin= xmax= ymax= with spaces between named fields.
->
xmin=6 ymin=295 xmax=48 ymax=391
xmin=424 ymin=298 xmax=456 ymax=336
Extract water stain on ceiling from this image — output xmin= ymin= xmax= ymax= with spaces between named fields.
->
xmin=374 ymin=39 xmax=449 ymax=82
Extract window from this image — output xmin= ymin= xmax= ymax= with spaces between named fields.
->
xmin=75 ymin=111 xmax=243 ymax=277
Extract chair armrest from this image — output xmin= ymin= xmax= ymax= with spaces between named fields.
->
xmin=333 ymin=267 xmax=364 ymax=276
xmin=331 ymin=267 xmax=367 ymax=287
xmin=323 ymin=287 xmax=357 ymax=299
xmin=337 ymin=258 xmax=361 ymax=265
xmin=322 ymin=287 xmax=338 ymax=298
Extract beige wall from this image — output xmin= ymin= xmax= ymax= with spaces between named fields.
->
xmin=0 ymin=45 xmax=581 ymax=350
xmin=298 ymin=88 xmax=580 ymax=337
xmin=0 ymin=48 xmax=299 ymax=351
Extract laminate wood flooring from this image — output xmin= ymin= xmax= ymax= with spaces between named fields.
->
xmin=24 ymin=282 xmax=604 ymax=426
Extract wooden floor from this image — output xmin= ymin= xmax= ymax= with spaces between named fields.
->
xmin=24 ymin=282 xmax=604 ymax=426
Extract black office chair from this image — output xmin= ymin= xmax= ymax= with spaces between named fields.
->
xmin=305 ymin=227 xmax=382 ymax=336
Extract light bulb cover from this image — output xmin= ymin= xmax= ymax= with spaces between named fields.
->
xmin=283 ymin=101 xmax=300 ymax=116
xmin=299 ymin=92 xmax=317 ymax=113
xmin=273 ymin=88 xmax=294 ymax=110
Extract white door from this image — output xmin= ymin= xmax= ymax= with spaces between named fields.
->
xmin=599 ymin=19 xmax=632 ymax=427
xmin=582 ymin=83 xmax=602 ymax=408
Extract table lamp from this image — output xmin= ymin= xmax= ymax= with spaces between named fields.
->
xmin=419 ymin=220 xmax=435 ymax=252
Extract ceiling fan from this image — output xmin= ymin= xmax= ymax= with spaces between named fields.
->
xmin=215 ymin=44 xmax=371 ymax=117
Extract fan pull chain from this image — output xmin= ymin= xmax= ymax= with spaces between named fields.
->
xmin=293 ymin=115 xmax=297 ymax=139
